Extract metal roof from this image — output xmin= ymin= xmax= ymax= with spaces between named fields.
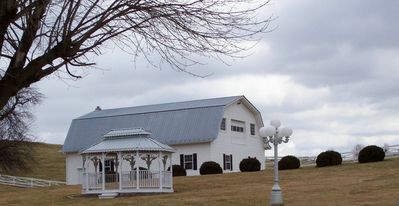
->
xmin=103 ymin=128 xmax=152 ymax=138
xmin=81 ymin=128 xmax=175 ymax=154
xmin=62 ymin=96 xmax=261 ymax=153
xmin=77 ymin=96 xmax=243 ymax=119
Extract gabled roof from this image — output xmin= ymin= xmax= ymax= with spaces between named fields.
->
xmin=62 ymin=96 xmax=263 ymax=153
xmin=81 ymin=128 xmax=175 ymax=154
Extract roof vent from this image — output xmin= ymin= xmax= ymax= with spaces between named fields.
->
xmin=95 ymin=106 xmax=102 ymax=111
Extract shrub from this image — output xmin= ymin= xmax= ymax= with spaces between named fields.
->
xmin=316 ymin=150 xmax=342 ymax=167
xmin=278 ymin=155 xmax=300 ymax=170
xmin=358 ymin=145 xmax=385 ymax=163
xmin=239 ymin=157 xmax=261 ymax=172
xmin=199 ymin=161 xmax=223 ymax=175
xmin=167 ymin=165 xmax=187 ymax=176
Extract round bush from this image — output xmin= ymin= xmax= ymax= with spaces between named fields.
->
xmin=239 ymin=157 xmax=261 ymax=172
xmin=199 ymin=161 xmax=223 ymax=175
xmin=167 ymin=165 xmax=187 ymax=176
xmin=316 ymin=150 xmax=342 ymax=167
xmin=278 ymin=155 xmax=300 ymax=170
xmin=358 ymin=145 xmax=385 ymax=163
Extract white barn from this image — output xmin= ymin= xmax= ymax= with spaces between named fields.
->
xmin=62 ymin=96 xmax=266 ymax=185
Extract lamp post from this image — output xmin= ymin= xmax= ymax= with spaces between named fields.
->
xmin=260 ymin=120 xmax=293 ymax=206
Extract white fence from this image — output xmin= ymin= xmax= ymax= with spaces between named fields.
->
xmin=0 ymin=174 xmax=66 ymax=188
xmin=266 ymin=144 xmax=399 ymax=167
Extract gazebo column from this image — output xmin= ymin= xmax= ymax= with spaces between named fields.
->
xmin=158 ymin=151 xmax=163 ymax=190
xmin=101 ymin=153 xmax=105 ymax=191
xmin=170 ymin=153 xmax=173 ymax=188
xmin=118 ymin=152 xmax=122 ymax=191
xmin=136 ymin=150 xmax=139 ymax=190
xmin=82 ymin=155 xmax=88 ymax=192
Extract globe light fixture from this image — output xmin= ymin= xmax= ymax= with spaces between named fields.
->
xmin=260 ymin=120 xmax=293 ymax=206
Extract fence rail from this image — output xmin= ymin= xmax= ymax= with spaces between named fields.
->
xmin=0 ymin=174 xmax=66 ymax=188
xmin=266 ymin=144 xmax=399 ymax=167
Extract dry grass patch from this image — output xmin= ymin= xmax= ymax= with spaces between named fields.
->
xmin=1 ymin=157 xmax=399 ymax=206
xmin=6 ymin=143 xmax=66 ymax=181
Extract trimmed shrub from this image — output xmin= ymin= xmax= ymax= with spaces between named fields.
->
xmin=316 ymin=150 xmax=342 ymax=167
xmin=239 ymin=157 xmax=261 ymax=172
xmin=199 ymin=161 xmax=223 ymax=175
xmin=278 ymin=155 xmax=300 ymax=170
xmin=358 ymin=145 xmax=385 ymax=163
xmin=167 ymin=165 xmax=187 ymax=176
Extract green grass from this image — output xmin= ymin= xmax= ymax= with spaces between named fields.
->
xmin=1 ymin=143 xmax=399 ymax=205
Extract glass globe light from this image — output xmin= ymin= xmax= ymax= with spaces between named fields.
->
xmin=277 ymin=127 xmax=284 ymax=137
xmin=280 ymin=127 xmax=293 ymax=137
xmin=259 ymin=126 xmax=276 ymax=137
xmin=270 ymin=120 xmax=281 ymax=128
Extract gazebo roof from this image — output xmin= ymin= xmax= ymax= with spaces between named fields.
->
xmin=80 ymin=128 xmax=175 ymax=154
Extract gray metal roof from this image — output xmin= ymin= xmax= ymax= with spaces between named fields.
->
xmin=62 ymin=96 xmax=260 ymax=153
xmin=81 ymin=128 xmax=175 ymax=154
xmin=103 ymin=128 xmax=152 ymax=138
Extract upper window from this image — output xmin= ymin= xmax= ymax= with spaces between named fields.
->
xmin=184 ymin=154 xmax=193 ymax=170
xmin=231 ymin=119 xmax=245 ymax=133
xmin=231 ymin=125 xmax=244 ymax=132
xmin=250 ymin=123 xmax=255 ymax=135
xmin=220 ymin=118 xmax=226 ymax=131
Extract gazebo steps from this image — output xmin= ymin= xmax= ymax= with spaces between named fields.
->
xmin=98 ymin=193 xmax=118 ymax=199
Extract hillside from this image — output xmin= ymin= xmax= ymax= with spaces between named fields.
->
xmin=4 ymin=143 xmax=65 ymax=181
xmin=0 ymin=143 xmax=399 ymax=205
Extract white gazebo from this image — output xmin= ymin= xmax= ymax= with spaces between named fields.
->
xmin=80 ymin=128 xmax=175 ymax=197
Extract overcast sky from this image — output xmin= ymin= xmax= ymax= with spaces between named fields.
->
xmin=32 ymin=0 xmax=399 ymax=156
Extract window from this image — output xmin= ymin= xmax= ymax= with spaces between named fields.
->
xmin=250 ymin=123 xmax=255 ymax=135
xmin=220 ymin=118 xmax=226 ymax=131
xmin=99 ymin=159 xmax=113 ymax=172
xmin=231 ymin=125 xmax=244 ymax=132
xmin=184 ymin=154 xmax=193 ymax=170
xmin=231 ymin=119 xmax=245 ymax=133
xmin=180 ymin=153 xmax=197 ymax=170
xmin=223 ymin=154 xmax=233 ymax=170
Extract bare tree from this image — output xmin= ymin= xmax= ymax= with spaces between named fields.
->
xmin=0 ymin=87 xmax=42 ymax=172
xmin=0 ymin=0 xmax=271 ymax=112
xmin=0 ymin=0 xmax=270 ymax=172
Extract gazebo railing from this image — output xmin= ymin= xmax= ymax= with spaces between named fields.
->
xmin=139 ymin=170 xmax=159 ymax=188
xmin=83 ymin=170 xmax=172 ymax=191
xmin=162 ymin=171 xmax=172 ymax=188
xmin=121 ymin=171 xmax=137 ymax=188
xmin=83 ymin=173 xmax=102 ymax=190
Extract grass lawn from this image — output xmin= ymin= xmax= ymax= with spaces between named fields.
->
xmin=1 ymin=144 xmax=399 ymax=205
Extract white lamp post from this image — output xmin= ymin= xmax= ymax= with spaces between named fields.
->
xmin=260 ymin=120 xmax=293 ymax=206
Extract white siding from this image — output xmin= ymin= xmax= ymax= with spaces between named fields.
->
xmin=211 ymin=102 xmax=266 ymax=173
xmin=66 ymin=153 xmax=83 ymax=185
xmin=171 ymin=143 xmax=211 ymax=176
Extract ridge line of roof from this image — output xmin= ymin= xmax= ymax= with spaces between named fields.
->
xmin=76 ymin=104 xmax=233 ymax=120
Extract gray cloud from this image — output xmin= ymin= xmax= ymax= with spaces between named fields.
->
xmin=32 ymin=0 xmax=399 ymax=156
